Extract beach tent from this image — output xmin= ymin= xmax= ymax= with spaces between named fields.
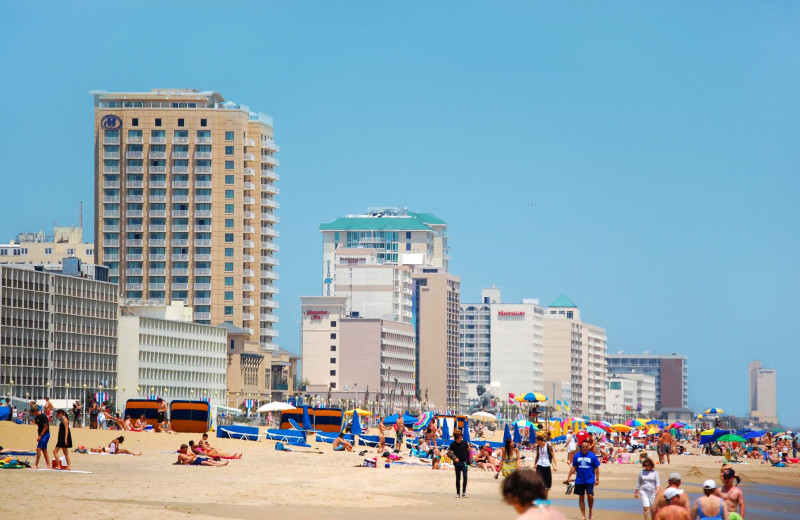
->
xmin=170 ymin=400 xmax=211 ymax=433
xmin=311 ymin=407 xmax=344 ymax=433
xmin=124 ymin=399 xmax=161 ymax=429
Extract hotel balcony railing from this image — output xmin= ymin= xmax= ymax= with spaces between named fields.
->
xmin=172 ymin=283 xmax=188 ymax=290
xmin=149 ymin=151 xmax=167 ymax=159
xmin=194 ymin=152 xmax=212 ymax=160
xmin=103 ymin=137 xmax=120 ymax=145
xmin=148 ymin=239 xmax=166 ymax=246
xmin=172 ymin=254 xmax=189 ymax=261
xmin=261 ymin=313 xmax=278 ymax=321
xmin=195 ymin=181 xmax=212 ymax=188
xmin=149 ymin=283 xmax=166 ymax=290
xmin=125 ymin=283 xmax=143 ymax=291
xmin=126 ymin=224 xmax=143 ymax=232
xmin=103 ymin=224 xmax=119 ymax=232
xmin=194 ymin=312 xmax=211 ymax=320
xmin=261 ymin=197 xmax=278 ymax=209
xmin=244 ymin=226 xmax=255 ymax=233
xmin=243 ymin=240 xmax=255 ymax=248
xmin=149 ymin=166 xmax=167 ymax=174
xmin=104 ymin=254 xmax=119 ymax=261
xmin=103 ymin=166 xmax=119 ymax=174
xmin=262 ymin=138 xmax=279 ymax=152
xmin=126 ymin=166 xmax=144 ymax=174
xmin=261 ymin=155 xmax=279 ymax=167
xmin=172 ymin=210 xmax=189 ymax=217
xmin=194 ymin=283 xmax=211 ymax=291
xmin=260 ymin=255 xmax=277 ymax=264
xmin=195 ymin=137 xmax=212 ymax=144
xmin=125 ymin=239 xmax=143 ymax=246
xmin=104 ymin=239 xmax=119 ymax=247
xmin=262 ymin=169 xmax=279 ymax=181
xmin=103 ymin=151 xmax=120 ymax=159
xmin=125 ymin=268 xmax=143 ymax=276
xmin=243 ymin=182 xmax=255 ymax=190
xmin=148 ymin=269 xmax=166 ymax=276
xmin=261 ymin=214 xmax=278 ymax=223
xmin=260 ymin=271 xmax=277 ymax=280
xmin=243 ymin=211 xmax=255 ymax=219
xmin=126 ymin=180 xmax=143 ymax=188
xmin=194 ymin=195 xmax=212 ymax=203
xmin=172 ymin=180 xmax=190 ymax=188
xmin=150 ymin=224 xmax=166 ymax=232
xmin=261 ymin=228 xmax=279 ymax=238
xmin=243 ymin=284 xmax=255 ymax=291
xmin=125 ymin=151 xmax=143 ymax=159
xmin=172 ymin=195 xmax=189 ymax=203
xmin=172 ymin=269 xmax=189 ymax=276
xmin=126 ymin=195 xmax=144 ymax=203
xmin=171 ymin=224 xmax=189 ymax=232
xmin=243 ymin=197 xmax=255 ymax=205
xmin=195 ymin=166 xmax=212 ymax=174
xmin=172 ymin=151 xmax=189 ymax=159
xmin=194 ymin=297 xmax=211 ymax=305
xmin=103 ymin=196 xmax=119 ymax=203
xmin=261 ymin=285 xmax=279 ymax=294
xmin=126 ymin=136 xmax=143 ymax=144
xmin=194 ymin=210 xmax=212 ymax=217
xmin=149 ymin=180 xmax=167 ymax=188
xmin=195 ymin=254 xmax=212 ymax=261
xmin=244 ymin=138 xmax=256 ymax=146
xmin=243 ymin=167 xmax=255 ymax=176
xmin=172 ymin=239 xmax=189 ymax=247
xmin=172 ymin=136 xmax=189 ymax=144
xmin=172 ymin=166 xmax=190 ymax=174
xmin=126 ymin=210 xmax=143 ymax=217
xmin=262 ymin=185 xmax=279 ymax=195
xmin=243 ymin=269 xmax=255 ymax=277
xmin=243 ymin=255 xmax=255 ymax=263
xmin=149 ymin=136 xmax=167 ymax=144
xmin=195 ymin=239 xmax=211 ymax=246
xmin=242 ymin=313 xmax=254 ymax=320
xmin=149 ymin=196 xmax=167 ymax=203
xmin=194 ymin=268 xmax=212 ymax=276
xmin=244 ymin=153 xmax=255 ymax=161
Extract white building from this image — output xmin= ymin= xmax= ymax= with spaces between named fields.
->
xmin=749 ymin=361 xmax=778 ymax=425
xmin=604 ymin=373 xmax=656 ymax=417
xmin=460 ymin=288 xmax=544 ymax=401
xmin=542 ymin=295 xmax=607 ymax=415
xmin=117 ymin=301 xmax=227 ymax=406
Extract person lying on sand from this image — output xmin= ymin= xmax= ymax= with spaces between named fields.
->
xmin=199 ymin=433 xmax=240 ymax=458
xmin=90 ymin=436 xmax=141 ymax=455
xmin=176 ymin=444 xmax=229 ymax=466
xmin=333 ymin=432 xmax=353 ymax=452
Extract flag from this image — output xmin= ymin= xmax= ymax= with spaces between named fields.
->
xmin=564 ymin=401 xmax=570 ymax=411
xmin=148 ymin=394 xmax=159 ymax=401
xmin=508 ymin=398 xmax=514 ymax=404
xmin=244 ymin=399 xmax=256 ymax=409
xmin=625 ymin=405 xmax=633 ymax=411
xmin=201 ymin=397 xmax=210 ymax=403
xmin=95 ymin=392 xmax=108 ymax=403
xmin=556 ymin=404 xmax=561 ymax=412
xmin=508 ymin=393 xmax=515 ymax=399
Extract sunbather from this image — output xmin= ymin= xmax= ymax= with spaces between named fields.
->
xmin=135 ymin=415 xmax=147 ymax=430
xmin=90 ymin=436 xmax=141 ymax=455
xmin=333 ymin=432 xmax=353 ymax=452
xmin=176 ymin=444 xmax=229 ymax=466
xmin=198 ymin=434 xmax=240 ymax=458
xmin=123 ymin=416 xmax=133 ymax=431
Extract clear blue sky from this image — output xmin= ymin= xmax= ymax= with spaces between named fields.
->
xmin=1 ymin=2 xmax=798 ymax=425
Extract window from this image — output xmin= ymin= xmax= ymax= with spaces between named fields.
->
xmin=224 ymin=233 xmax=234 ymax=242
xmin=330 ymin=370 xmax=336 ymax=376
xmin=225 ymin=131 xmax=234 ymax=141
xmin=224 ymin=262 xmax=233 ymax=272
xmin=225 ymin=189 xmax=234 ymax=199
xmin=224 ymin=291 xmax=233 ymax=301
xmin=330 ymin=321 xmax=336 ymax=327
xmin=86 ymin=249 xmax=94 ymax=256
xmin=225 ymin=219 xmax=234 ymax=228
xmin=406 ymin=232 xmax=411 ymax=239
xmin=44 ymin=248 xmax=53 ymax=255
xmin=225 ymin=160 xmax=234 ymax=170
xmin=225 ymin=146 xmax=234 ymax=155
xmin=566 ymin=310 xmax=574 ymax=319
xmin=224 ymin=277 xmax=233 ymax=286
xmin=225 ymin=204 xmax=234 ymax=213
xmin=200 ymin=119 xmax=207 ymax=127
xmin=224 ymin=306 xmax=233 ymax=316
xmin=330 ymin=358 xmax=336 ymax=364
xmin=406 ymin=243 xmax=411 ymax=251
xmin=224 ymin=247 xmax=233 ymax=257
xmin=132 ymin=118 xmax=138 ymax=127
xmin=225 ymin=175 xmax=234 ymax=185
xmin=230 ymin=339 xmax=235 ymax=350
xmin=330 ymin=382 xmax=336 ymax=389
xmin=155 ymin=118 xmax=162 ymax=126
xmin=330 ymin=333 xmax=336 ymax=339
xmin=330 ymin=345 xmax=336 ymax=351
xmin=177 ymin=118 xmax=184 ymax=127
xmin=66 ymin=248 xmax=75 ymax=255
xmin=609 ymin=381 xmax=621 ymax=390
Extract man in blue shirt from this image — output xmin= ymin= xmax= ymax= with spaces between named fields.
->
xmin=565 ymin=439 xmax=600 ymax=520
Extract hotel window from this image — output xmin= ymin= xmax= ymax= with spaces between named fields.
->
xmin=331 ymin=321 xmax=336 ymax=327
xmin=132 ymin=118 xmax=138 ymax=127
xmin=45 ymin=248 xmax=53 ymax=255
xmin=567 ymin=310 xmax=574 ymax=319
xmin=224 ymin=277 xmax=233 ymax=286
xmin=330 ymin=333 xmax=336 ymax=339
xmin=225 ymin=146 xmax=234 ymax=155
xmin=224 ymin=233 xmax=234 ymax=242
xmin=330 ymin=358 xmax=336 ymax=364
xmin=330 ymin=345 xmax=336 ymax=351
xmin=225 ymin=175 xmax=234 ymax=185
xmin=67 ymin=248 xmax=75 ymax=255
xmin=224 ymin=306 xmax=233 ymax=316
xmin=406 ymin=243 xmax=411 ymax=251
xmin=86 ymin=249 xmax=94 ymax=256
xmin=224 ymin=291 xmax=233 ymax=301
xmin=225 ymin=131 xmax=234 ymax=141
xmin=330 ymin=382 xmax=336 ymax=389
xmin=225 ymin=204 xmax=234 ymax=214
xmin=200 ymin=119 xmax=207 ymax=127
xmin=330 ymin=370 xmax=336 ymax=376
xmin=225 ymin=189 xmax=234 ymax=199
xmin=224 ymin=248 xmax=233 ymax=257
xmin=177 ymin=118 xmax=184 ymax=127
xmin=225 ymin=161 xmax=234 ymax=170
xmin=155 ymin=118 xmax=162 ymax=126
xmin=225 ymin=219 xmax=234 ymax=228
xmin=224 ymin=262 xmax=233 ymax=272
xmin=406 ymin=232 xmax=411 ymax=239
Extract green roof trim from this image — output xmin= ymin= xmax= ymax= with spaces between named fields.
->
xmin=549 ymin=295 xmax=577 ymax=308
xmin=407 ymin=212 xmax=447 ymax=225
xmin=319 ymin=217 xmax=432 ymax=231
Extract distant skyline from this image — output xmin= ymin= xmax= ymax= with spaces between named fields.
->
xmin=0 ymin=2 xmax=797 ymax=425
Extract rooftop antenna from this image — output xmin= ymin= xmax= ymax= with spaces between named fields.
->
xmin=79 ymin=201 xmax=83 ymax=233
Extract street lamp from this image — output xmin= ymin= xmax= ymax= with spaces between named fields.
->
xmin=82 ymin=384 xmax=87 ymax=428
xmin=65 ymin=383 xmax=70 ymax=404
xmin=353 ymin=382 xmax=358 ymax=409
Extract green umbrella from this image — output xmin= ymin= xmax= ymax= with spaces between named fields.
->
xmin=715 ymin=434 xmax=746 ymax=443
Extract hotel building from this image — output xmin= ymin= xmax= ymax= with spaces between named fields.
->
xmin=542 ymin=296 xmax=607 ymax=415
xmin=748 ymin=361 xmax=778 ymax=425
xmin=0 ymin=226 xmax=94 ymax=266
xmin=0 ymin=265 xmax=119 ymax=402
xmin=91 ymin=89 xmax=280 ymax=350
xmin=607 ymin=351 xmax=688 ymax=409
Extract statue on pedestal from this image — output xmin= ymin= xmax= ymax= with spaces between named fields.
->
xmin=467 ymin=384 xmax=498 ymax=414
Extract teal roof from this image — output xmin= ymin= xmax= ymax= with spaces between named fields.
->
xmin=319 ymin=216 xmax=433 ymax=232
xmin=549 ymin=295 xmax=577 ymax=308
xmin=407 ymin=212 xmax=447 ymax=225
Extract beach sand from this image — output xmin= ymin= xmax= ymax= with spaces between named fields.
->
xmin=1 ymin=422 xmax=798 ymax=520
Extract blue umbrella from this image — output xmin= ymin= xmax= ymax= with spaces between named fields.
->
xmin=462 ymin=419 xmax=471 ymax=444
xmin=351 ymin=406 xmax=362 ymax=435
xmin=513 ymin=423 xmax=522 ymax=443
xmin=383 ymin=414 xmax=399 ymax=425
xmin=503 ymin=422 xmax=512 ymax=443
xmin=302 ymin=405 xmax=313 ymax=430
xmin=441 ymin=417 xmax=451 ymax=442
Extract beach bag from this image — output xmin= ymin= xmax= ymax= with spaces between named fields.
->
xmin=363 ymin=458 xmax=376 ymax=468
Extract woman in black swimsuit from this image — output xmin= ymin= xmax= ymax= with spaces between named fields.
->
xmin=54 ymin=409 xmax=72 ymax=469
xmin=72 ymin=401 xmax=82 ymax=428
xmin=89 ymin=399 xmax=99 ymax=429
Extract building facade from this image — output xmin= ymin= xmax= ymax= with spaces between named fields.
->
xmin=748 ymin=361 xmax=778 ymax=425
xmin=604 ymin=373 xmax=656 ymax=417
xmin=92 ymin=89 xmax=280 ymax=350
xmin=542 ymin=296 xmax=607 ymax=415
xmin=0 ymin=265 xmax=118 ymax=403
xmin=118 ymin=301 xmax=227 ymax=407
xmin=607 ymin=352 xmax=688 ymax=410
xmin=0 ymin=226 xmax=94 ymax=267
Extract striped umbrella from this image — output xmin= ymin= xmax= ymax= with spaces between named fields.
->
xmin=523 ymin=392 xmax=548 ymax=403
xmin=414 ymin=412 xmax=434 ymax=431
xmin=704 ymin=408 xmax=724 ymax=414
xmin=625 ymin=419 xmax=646 ymax=427
xmin=611 ymin=424 xmax=632 ymax=432
xmin=696 ymin=414 xmax=705 ymax=419
xmin=587 ymin=425 xmax=607 ymax=435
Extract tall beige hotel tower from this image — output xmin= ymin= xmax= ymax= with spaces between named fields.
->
xmin=92 ymin=89 xmax=280 ymax=349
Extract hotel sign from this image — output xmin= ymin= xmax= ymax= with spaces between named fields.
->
xmin=339 ymin=257 xmax=366 ymax=264
xmin=305 ymin=310 xmax=329 ymax=320
xmin=498 ymin=310 xmax=525 ymax=316
xmin=101 ymin=114 xmax=122 ymax=129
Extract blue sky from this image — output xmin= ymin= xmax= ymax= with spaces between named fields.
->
xmin=1 ymin=2 xmax=798 ymax=425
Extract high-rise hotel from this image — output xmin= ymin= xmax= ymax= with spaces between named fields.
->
xmin=92 ymin=89 xmax=280 ymax=350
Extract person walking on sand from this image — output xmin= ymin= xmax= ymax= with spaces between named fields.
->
xmin=653 ymin=473 xmax=691 ymax=517
xmin=717 ymin=468 xmax=745 ymax=520
xmin=534 ymin=434 xmax=557 ymax=499
xmin=446 ymin=430 xmax=470 ymax=498
xmin=89 ymin=399 xmax=99 ymax=429
xmin=156 ymin=398 xmax=168 ymax=431
xmin=655 ymin=488 xmax=691 ymax=520
xmin=692 ymin=480 xmax=728 ymax=520
xmin=32 ymin=406 xmax=51 ymax=468
xmin=72 ymin=401 xmax=82 ymax=428
xmin=564 ymin=439 xmax=600 ymax=520
xmin=53 ymin=409 xmax=72 ymax=470
xmin=659 ymin=429 xmax=673 ymax=465
xmin=44 ymin=397 xmax=54 ymax=423
xmin=378 ymin=417 xmax=388 ymax=448
xmin=635 ymin=457 xmax=660 ymax=520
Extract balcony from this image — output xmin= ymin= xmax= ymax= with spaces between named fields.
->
xmin=244 ymin=138 xmax=256 ymax=146
xmin=243 ymin=182 xmax=255 ymax=190
xmin=260 ymin=313 xmax=278 ymax=322
xmin=262 ymin=138 xmax=279 ymax=152
xmin=195 ymin=254 xmax=212 ymax=261
xmin=171 ymin=224 xmax=189 ymax=232
xmin=149 ymin=136 xmax=167 ymax=144
xmin=195 ymin=181 xmax=212 ymax=188
xmin=172 ymin=254 xmax=189 ymax=261
xmin=195 ymin=152 xmax=213 ymax=161
xmin=243 ymin=211 xmax=255 ymax=219
xmin=194 ymin=195 xmax=212 ymax=203
xmin=172 ymin=136 xmax=189 ymax=144
xmin=172 ymin=239 xmax=189 ymax=247
xmin=125 ymin=283 xmax=143 ymax=291
xmin=194 ymin=312 xmax=211 ymax=320
xmin=171 ymin=210 xmax=189 ymax=217
xmin=149 ymin=165 xmax=167 ymax=174
xmin=244 ymin=153 xmax=255 ymax=161
xmin=103 ymin=151 xmax=120 ymax=159
xmin=126 ymin=224 xmax=143 ymax=232
xmin=150 ymin=223 xmax=167 ymax=231
xmin=243 ymin=240 xmax=255 ymax=248
xmin=195 ymin=166 xmax=211 ymax=174
xmin=125 ymin=239 xmax=143 ymax=246
xmin=149 ymin=254 xmax=165 ymax=263
xmin=262 ymin=241 xmax=278 ymax=252
xmin=103 ymin=196 xmax=119 ymax=203
xmin=260 ymin=255 xmax=277 ymax=264
xmin=149 ymin=180 xmax=167 ymax=188
xmin=104 ymin=254 xmax=119 ymax=261
xmin=243 ymin=197 xmax=255 ymax=205
xmin=103 ymin=224 xmax=120 ymax=232
xmin=262 ymin=185 xmax=279 ymax=195
xmin=125 ymin=268 xmax=143 ymax=276
xmin=262 ymin=328 xmax=279 ymax=337
xmin=243 ymin=255 xmax=255 ymax=263
xmin=194 ymin=210 xmax=212 ymax=217
xmin=171 ymin=151 xmax=189 ymax=159
xmin=172 ymin=269 xmax=189 ymax=276
xmin=103 ymin=137 xmax=120 ymax=145
xmin=149 ymin=195 xmax=167 ymax=203
xmin=261 ymin=214 xmax=279 ymax=223
xmin=261 ymin=227 xmax=279 ymax=238
xmin=260 ymin=271 xmax=278 ymax=280
xmin=261 ymin=285 xmax=279 ymax=294
xmin=104 ymin=239 xmax=119 ymax=246
xmin=126 ymin=195 xmax=143 ymax=203
xmin=172 ymin=283 xmax=188 ymax=290
xmin=194 ymin=283 xmax=211 ymax=290
xmin=243 ymin=284 xmax=255 ymax=292
xmin=243 ymin=167 xmax=255 ymax=176
xmin=149 ymin=283 xmax=166 ymax=291
xmin=244 ymin=226 xmax=255 ymax=233
xmin=126 ymin=135 xmax=143 ymax=144
xmin=148 ymin=269 xmax=166 ymax=276
xmin=125 ymin=180 xmax=143 ymax=188
xmin=126 ymin=210 xmax=143 ymax=217
xmin=172 ymin=180 xmax=190 ymax=189
xmin=172 ymin=166 xmax=190 ymax=174
xmin=194 ymin=239 xmax=211 ymax=246
xmin=195 ymin=137 xmax=212 ymax=144
xmin=148 ymin=239 xmax=166 ymax=247
xmin=172 ymin=195 xmax=189 ymax=203
xmin=261 ymin=155 xmax=279 ymax=167
xmin=102 ymin=166 xmax=120 ymax=175
xmin=195 ymin=268 xmax=212 ymax=276
xmin=243 ymin=269 xmax=254 ymax=277
xmin=126 ymin=166 xmax=144 ymax=174
xmin=261 ymin=169 xmax=279 ymax=181
xmin=242 ymin=313 xmax=254 ymax=321
xmin=194 ymin=297 xmax=211 ymax=305
xmin=194 ymin=225 xmax=212 ymax=232
xmin=261 ymin=197 xmax=278 ymax=209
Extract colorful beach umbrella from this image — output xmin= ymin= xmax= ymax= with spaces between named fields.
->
xmin=647 ymin=420 xmax=666 ymax=427
xmin=668 ymin=422 xmax=686 ymax=430
xmin=590 ymin=421 xmax=612 ymax=432
xmin=715 ymin=434 xmax=745 ymax=443
xmin=647 ymin=426 xmax=661 ymax=435
xmin=625 ymin=419 xmax=646 ymax=427
xmin=515 ymin=394 xmax=526 ymax=402
xmin=695 ymin=414 xmax=705 ymax=420
xmin=344 ymin=408 xmax=370 ymax=416
xmin=523 ymin=392 xmax=547 ymax=403
xmin=351 ymin=406 xmax=363 ymax=435
xmin=704 ymin=408 xmax=724 ymax=414
xmin=587 ymin=425 xmax=607 ymax=435
xmin=515 ymin=420 xmax=537 ymax=430
xmin=414 ymin=412 xmax=434 ymax=431
xmin=470 ymin=411 xmax=498 ymax=422
xmin=611 ymin=424 xmax=632 ymax=432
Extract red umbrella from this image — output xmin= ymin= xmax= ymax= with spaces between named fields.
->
xmin=668 ymin=422 xmax=686 ymax=429
xmin=590 ymin=421 xmax=612 ymax=432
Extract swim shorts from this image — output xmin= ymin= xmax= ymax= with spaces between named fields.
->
xmin=729 ymin=514 xmax=742 ymax=520
xmin=661 ymin=444 xmax=672 ymax=455
xmin=573 ymin=483 xmax=594 ymax=496
xmin=37 ymin=433 xmax=50 ymax=450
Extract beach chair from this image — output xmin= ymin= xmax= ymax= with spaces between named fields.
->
xmin=217 ymin=425 xmax=264 ymax=442
xmin=357 ymin=435 xmax=394 ymax=448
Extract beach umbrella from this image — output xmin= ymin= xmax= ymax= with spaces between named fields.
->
xmin=441 ymin=417 xmax=451 ymax=442
xmin=704 ymin=408 xmax=724 ymax=414
xmin=344 ymin=408 xmax=371 ymax=416
xmin=256 ymin=402 xmax=294 ymax=413
xmin=515 ymin=420 xmax=537 ymax=429
xmin=587 ymin=425 xmax=607 ymax=435
xmin=302 ymin=405 xmax=313 ymax=430
xmin=515 ymin=394 xmax=527 ymax=402
xmin=647 ymin=420 xmax=666 ymax=427
xmin=647 ymin=426 xmax=661 ymax=435
xmin=699 ymin=429 xmax=730 ymax=445
xmin=590 ymin=421 xmax=612 ymax=432
xmin=470 ymin=411 xmax=498 ymax=422
xmin=462 ymin=419 xmax=471 ymax=444
xmin=632 ymin=430 xmax=647 ymax=438
xmin=715 ymin=434 xmax=745 ymax=443
xmin=611 ymin=424 xmax=632 ymax=432
xmin=350 ymin=406 xmax=363 ymax=435
xmin=503 ymin=422 xmax=512 ymax=443
xmin=625 ymin=419 xmax=646 ymax=427
xmin=383 ymin=413 xmax=400 ymax=424
xmin=668 ymin=422 xmax=686 ymax=429
xmin=696 ymin=414 xmax=705 ymax=420
xmin=523 ymin=392 xmax=547 ymax=403
xmin=414 ymin=412 xmax=434 ymax=431
xmin=513 ymin=423 xmax=522 ymax=443
xmin=743 ymin=431 xmax=765 ymax=440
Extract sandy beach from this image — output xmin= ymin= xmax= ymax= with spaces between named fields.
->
xmin=1 ymin=422 xmax=798 ymax=520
